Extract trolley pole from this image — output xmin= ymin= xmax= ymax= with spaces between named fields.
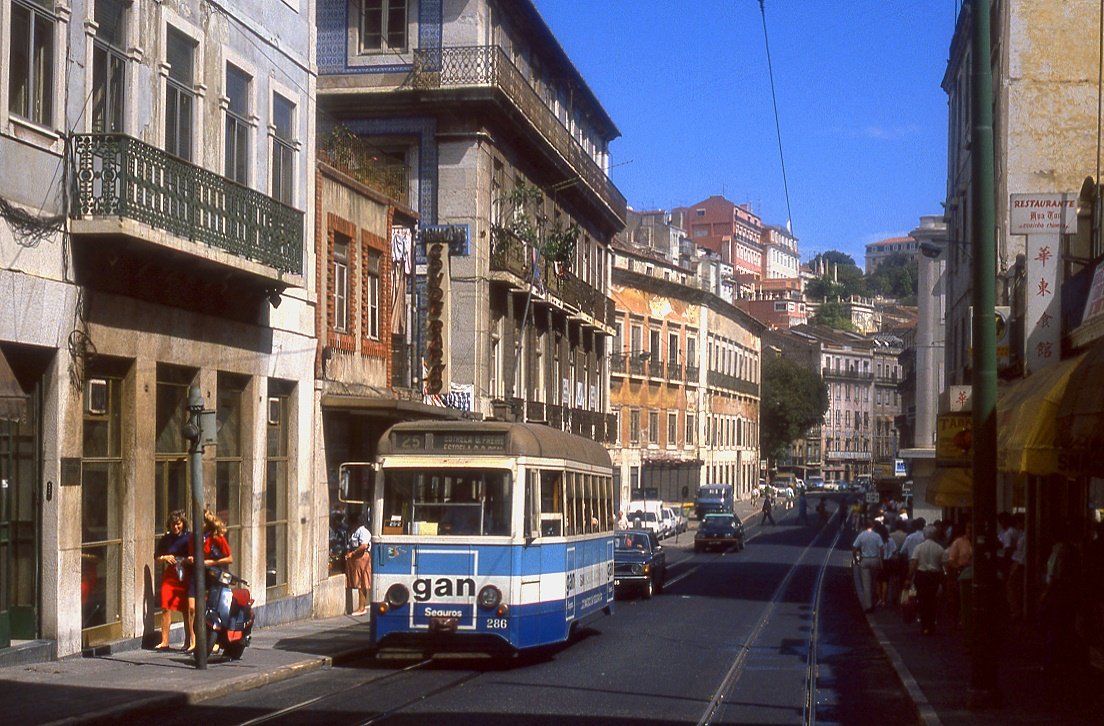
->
xmin=968 ymin=0 xmax=1000 ymax=707
xmin=183 ymin=386 xmax=215 ymax=670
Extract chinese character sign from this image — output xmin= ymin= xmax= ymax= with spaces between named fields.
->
xmin=1014 ymin=193 xmax=1072 ymax=374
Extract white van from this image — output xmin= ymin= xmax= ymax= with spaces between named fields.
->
xmin=626 ymin=499 xmax=664 ymax=536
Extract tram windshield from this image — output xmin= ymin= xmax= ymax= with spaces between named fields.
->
xmin=380 ymin=468 xmax=512 ymax=536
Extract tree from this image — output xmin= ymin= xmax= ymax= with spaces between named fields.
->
xmin=866 ymin=252 xmax=918 ymax=300
xmin=760 ymin=354 xmax=829 ymax=465
xmin=810 ymin=299 xmax=857 ymax=332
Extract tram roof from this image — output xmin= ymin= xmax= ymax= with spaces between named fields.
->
xmin=377 ymin=420 xmax=612 ymax=470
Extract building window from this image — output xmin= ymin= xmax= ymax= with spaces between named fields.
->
xmin=82 ymin=371 xmax=125 ymax=643
xmin=153 ymin=366 xmax=194 ymax=563
xmin=271 ymin=93 xmax=296 ymax=205
xmin=648 ymin=411 xmax=659 ymax=444
xmin=668 ymin=332 xmax=679 ymax=364
xmin=667 ymin=412 xmax=677 ymax=446
xmin=359 ymin=0 xmax=407 ymax=53
xmin=265 ymin=386 xmax=290 ymax=594
xmin=216 ymin=375 xmax=246 ymax=563
xmin=8 ymin=0 xmax=56 ymax=126
xmin=165 ymin=26 xmax=195 ymax=161
xmin=225 ymin=64 xmax=251 ymax=184
xmin=686 ymin=413 xmax=695 ymax=444
xmin=366 ymin=249 xmax=380 ymax=340
xmin=92 ymin=0 xmax=126 ymax=133
xmin=333 ymin=232 xmax=350 ymax=332
xmin=629 ymin=409 xmax=640 ymax=444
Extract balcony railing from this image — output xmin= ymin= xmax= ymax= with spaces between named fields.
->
xmin=319 ymin=129 xmax=409 ymax=203
xmin=490 ymin=228 xmax=615 ymax=326
xmin=667 ymin=362 xmax=683 ymax=381
xmin=71 ymin=134 xmax=303 ymax=275
xmin=685 ymin=365 xmax=700 ymax=381
xmin=706 ymin=371 xmax=760 ymax=397
xmin=411 ymin=45 xmax=626 ymax=222
xmin=822 ymin=367 xmax=873 ymax=381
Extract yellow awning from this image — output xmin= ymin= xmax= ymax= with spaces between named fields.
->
xmin=926 ymin=466 xmax=972 ymax=508
xmin=996 ymin=354 xmax=1084 ymax=475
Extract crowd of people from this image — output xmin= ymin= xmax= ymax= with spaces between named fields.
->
xmin=845 ymin=502 xmax=1035 ymax=637
xmin=845 ymin=498 xmax=1104 ymax=674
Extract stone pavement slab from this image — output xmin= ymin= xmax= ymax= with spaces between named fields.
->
xmin=0 ymin=614 xmax=373 ymax=726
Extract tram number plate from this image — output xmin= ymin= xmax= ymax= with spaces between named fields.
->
xmin=614 ymin=579 xmax=621 ymax=586
xmin=485 ymin=618 xmax=508 ymax=629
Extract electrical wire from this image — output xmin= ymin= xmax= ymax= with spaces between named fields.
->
xmin=757 ymin=0 xmax=795 ymax=236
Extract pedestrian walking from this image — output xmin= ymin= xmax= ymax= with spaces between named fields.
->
xmin=853 ymin=519 xmax=884 ymax=613
xmin=760 ymin=494 xmax=776 ymax=526
xmin=908 ymin=525 xmax=945 ymax=635
xmin=797 ymin=490 xmax=808 ymax=525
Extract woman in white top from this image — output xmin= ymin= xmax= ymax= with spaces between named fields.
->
xmin=345 ymin=513 xmax=372 ymax=616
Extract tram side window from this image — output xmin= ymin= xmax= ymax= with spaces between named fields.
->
xmin=539 ymin=470 xmax=563 ymax=536
xmin=381 ymin=469 xmax=511 ymax=536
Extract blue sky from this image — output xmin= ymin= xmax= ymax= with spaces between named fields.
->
xmin=533 ymin=0 xmax=959 ymax=268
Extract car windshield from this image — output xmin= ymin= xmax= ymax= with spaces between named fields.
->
xmin=615 ymin=533 xmax=651 ymax=551
xmin=702 ymin=515 xmax=736 ymax=531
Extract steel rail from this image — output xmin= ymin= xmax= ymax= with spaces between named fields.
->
xmin=697 ymin=504 xmax=844 ymax=726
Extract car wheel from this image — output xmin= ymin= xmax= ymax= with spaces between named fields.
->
xmin=644 ymin=578 xmax=654 ymax=599
xmin=656 ymin=573 xmax=665 ymax=594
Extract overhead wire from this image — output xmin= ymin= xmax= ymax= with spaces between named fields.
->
xmin=757 ymin=0 xmax=794 ymax=236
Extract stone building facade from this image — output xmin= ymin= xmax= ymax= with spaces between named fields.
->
xmin=1 ymin=0 xmax=316 ymax=657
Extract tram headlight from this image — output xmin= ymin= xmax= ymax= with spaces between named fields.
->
xmin=477 ymin=585 xmax=502 ymax=610
xmin=385 ymin=583 xmax=410 ymax=609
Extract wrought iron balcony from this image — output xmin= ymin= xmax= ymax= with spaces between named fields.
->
xmin=411 ymin=45 xmax=626 ymax=223
xmin=822 ymin=367 xmax=873 ymax=381
xmin=490 ymin=228 xmax=615 ymax=327
xmin=70 ymin=134 xmax=303 ymax=276
xmin=668 ymin=362 xmax=683 ymax=381
xmin=319 ymin=128 xmax=409 ymax=203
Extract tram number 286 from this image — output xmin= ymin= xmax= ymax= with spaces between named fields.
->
xmin=485 ymin=618 xmax=508 ymax=629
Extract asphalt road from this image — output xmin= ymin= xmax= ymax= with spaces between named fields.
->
xmin=161 ymin=498 xmax=915 ymax=726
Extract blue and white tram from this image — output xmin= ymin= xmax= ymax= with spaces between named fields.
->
xmin=360 ymin=420 xmax=615 ymax=652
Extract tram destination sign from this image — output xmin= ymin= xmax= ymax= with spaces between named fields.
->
xmin=393 ymin=431 xmax=507 ymax=453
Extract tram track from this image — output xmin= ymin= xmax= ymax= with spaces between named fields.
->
xmin=229 ymin=656 xmax=480 ymax=726
xmin=697 ymin=506 xmax=845 ymax=726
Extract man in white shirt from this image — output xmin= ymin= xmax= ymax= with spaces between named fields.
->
xmin=908 ymin=525 xmax=945 ymax=634
xmin=852 ymin=519 xmax=885 ymax=613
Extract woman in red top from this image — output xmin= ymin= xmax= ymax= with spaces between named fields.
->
xmin=185 ymin=510 xmax=233 ymax=652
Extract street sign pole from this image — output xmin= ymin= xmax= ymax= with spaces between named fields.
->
xmin=968 ymin=0 xmax=1000 ymax=707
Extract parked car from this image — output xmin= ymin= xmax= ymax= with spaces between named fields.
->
xmin=671 ymin=506 xmax=689 ymax=534
xmin=614 ymin=529 xmax=666 ymax=599
xmin=660 ymin=507 xmax=678 ymax=538
xmin=694 ymin=513 xmax=745 ymax=553
xmin=807 ymin=476 xmax=826 ymax=491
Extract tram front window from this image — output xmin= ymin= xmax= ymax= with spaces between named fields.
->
xmin=381 ymin=469 xmax=511 ymax=536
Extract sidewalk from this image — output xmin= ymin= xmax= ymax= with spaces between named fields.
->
xmin=861 ymin=571 xmax=1104 ymax=725
xmin=0 ymin=613 xmax=374 ymax=726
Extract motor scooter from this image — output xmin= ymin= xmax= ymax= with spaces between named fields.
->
xmin=204 ymin=566 xmax=254 ymax=660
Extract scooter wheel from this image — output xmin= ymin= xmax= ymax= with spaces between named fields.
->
xmin=224 ymin=642 xmax=246 ymax=660
xmin=205 ymin=626 xmax=218 ymax=657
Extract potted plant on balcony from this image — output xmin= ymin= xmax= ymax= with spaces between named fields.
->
xmin=490 ymin=181 xmax=579 ymax=274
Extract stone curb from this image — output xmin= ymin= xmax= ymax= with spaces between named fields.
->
xmin=40 ymin=645 xmax=373 ymax=726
